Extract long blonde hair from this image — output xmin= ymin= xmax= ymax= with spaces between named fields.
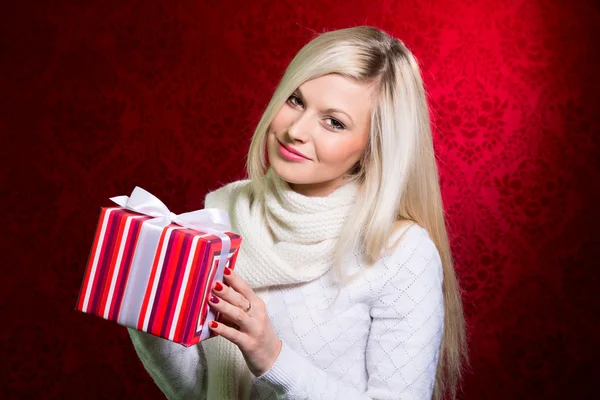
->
xmin=245 ymin=26 xmax=467 ymax=400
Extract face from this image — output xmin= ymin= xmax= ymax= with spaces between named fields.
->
xmin=267 ymin=74 xmax=374 ymax=197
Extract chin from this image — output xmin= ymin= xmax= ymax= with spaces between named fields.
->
xmin=270 ymin=161 xmax=314 ymax=185
xmin=272 ymin=162 xmax=346 ymax=192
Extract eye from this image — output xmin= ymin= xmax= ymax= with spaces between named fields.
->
xmin=325 ymin=117 xmax=346 ymax=131
xmin=287 ymin=94 xmax=304 ymax=108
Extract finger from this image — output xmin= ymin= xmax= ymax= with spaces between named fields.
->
xmin=209 ymin=295 xmax=250 ymax=326
xmin=222 ymin=268 xmax=260 ymax=303
xmin=218 ymin=314 xmax=240 ymax=331
xmin=212 ymin=280 xmax=250 ymax=310
xmin=209 ymin=320 xmax=246 ymax=346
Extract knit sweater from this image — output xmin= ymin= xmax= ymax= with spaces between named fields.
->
xmin=128 ymin=177 xmax=444 ymax=399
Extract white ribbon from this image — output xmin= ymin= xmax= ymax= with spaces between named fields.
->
xmin=112 ymin=186 xmax=232 ymax=342
xmin=110 ymin=186 xmax=231 ymax=233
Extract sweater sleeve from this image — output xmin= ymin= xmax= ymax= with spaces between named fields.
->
xmin=256 ymin=227 xmax=445 ymax=400
xmin=128 ymin=327 xmax=208 ymax=399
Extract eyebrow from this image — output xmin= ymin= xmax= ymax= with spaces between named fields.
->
xmin=295 ymin=88 xmax=355 ymax=126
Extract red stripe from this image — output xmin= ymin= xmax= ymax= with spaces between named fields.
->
xmin=162 ymin=229 xmax=194 ymax=338
xmin=192 ymin=241 xmax=221 ymax=338
xmin=88 ymin=209 xmax=120 ymax=315
xmin=179 ymin=239 xmax=209 ymax=343
xmin=151 ymin=229 xmax=184 ymax=334
xmin=137 ymin=226 xmax=170 ymax=330
xmin=208 ymin=233 xmax=243 ymax=339
xmin=76 ymin=208 xmax=112 ymax=311
xmin=147 ymin=228 xmax=177 ymax=333
xmin=98 ymin=212 xmax=128 ymax=317
xmin=228 ymin=235 xmax=242 ymax=272
xmin=149 ymin=231 xmax=174 ymax=332
xmin=203 ymin=251 xmax=222 ymax=338
xmin=172 ymin=232 xmax=201 ymax=343
xmin=109 ymin=215 xmax=147 ymax=320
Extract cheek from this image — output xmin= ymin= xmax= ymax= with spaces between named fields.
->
xmin=318 ymin=135 xmax=368 ymax=165
xmin=266 ymin=131 xmax=277 ymax=159
xmin=270 ymin=106 xmax=294 ymax=132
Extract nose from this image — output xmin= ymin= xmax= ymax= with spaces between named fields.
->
xmin=286 ymin=112 xmax=312 ymax=143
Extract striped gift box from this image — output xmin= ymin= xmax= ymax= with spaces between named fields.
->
xmin=75 ymin=207 xmax=241 ymax=347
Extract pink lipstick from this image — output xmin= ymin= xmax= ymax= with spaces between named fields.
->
xmin=277 ymin=141 xmax=310 ymax=162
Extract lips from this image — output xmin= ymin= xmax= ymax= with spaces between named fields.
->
xmin=278 ymin=140 xmax=310 ymax=160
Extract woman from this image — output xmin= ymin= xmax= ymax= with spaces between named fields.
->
xmin=129 ymin=26 xmax=467 ymax=400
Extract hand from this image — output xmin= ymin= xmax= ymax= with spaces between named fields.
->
xmin=208 ymin=267 xmax=282 ymax=376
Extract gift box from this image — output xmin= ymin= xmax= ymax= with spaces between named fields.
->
xmin=75 ymin=187 xmax=241 ymax=347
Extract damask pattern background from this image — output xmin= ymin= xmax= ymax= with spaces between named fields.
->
xmin=2 ymin=0 xmax=598 ymax=398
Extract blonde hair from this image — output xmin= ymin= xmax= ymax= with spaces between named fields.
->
xmin=245 ymin=26 xmax=467 ymax=400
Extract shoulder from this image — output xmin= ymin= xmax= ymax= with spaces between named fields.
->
xmin=386 ymin=221 xmax=440 ymax=264
xmin=370 ymin=221 xmax=443 ymax=291
xmin=203 ymin=179 xmax=252 ymax=209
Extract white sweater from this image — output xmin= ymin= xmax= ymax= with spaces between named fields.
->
xmin=128 ymin=223 xmax=444 ymax=399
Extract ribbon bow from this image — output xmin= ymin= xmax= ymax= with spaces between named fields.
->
xmin=110 ymin=186 xmax=231 ymax=232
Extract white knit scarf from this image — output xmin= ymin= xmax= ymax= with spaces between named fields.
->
xmin=201 ymin=168 xmax=359 ymax=399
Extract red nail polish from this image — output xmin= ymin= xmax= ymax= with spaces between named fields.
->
xmin=224 ymin=268 xmax=232 ymax=276
xmin=209 ymin=295 xmax=219 ymax=304
xmin=210 ymin=321 xmax=218 ymax=329
xmin=214 ymin=281 xmax=223 ymax=291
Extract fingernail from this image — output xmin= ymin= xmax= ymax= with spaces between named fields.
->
xmin=209 ymin=295 xmax=219 ymax=304
xmin=214 ymin=281 xmax=223 ymax=291
xmin=224 ymin=268 xmax=232 ymax=276
xmin=210 ymin=321 xmax=218 ymax=328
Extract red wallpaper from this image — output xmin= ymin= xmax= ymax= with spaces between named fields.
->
xmin=2 ymin=0 xmax=598 ymax=398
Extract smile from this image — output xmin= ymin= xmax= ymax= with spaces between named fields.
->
xmin=277 ymin=141 xmax=310 ymax=162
